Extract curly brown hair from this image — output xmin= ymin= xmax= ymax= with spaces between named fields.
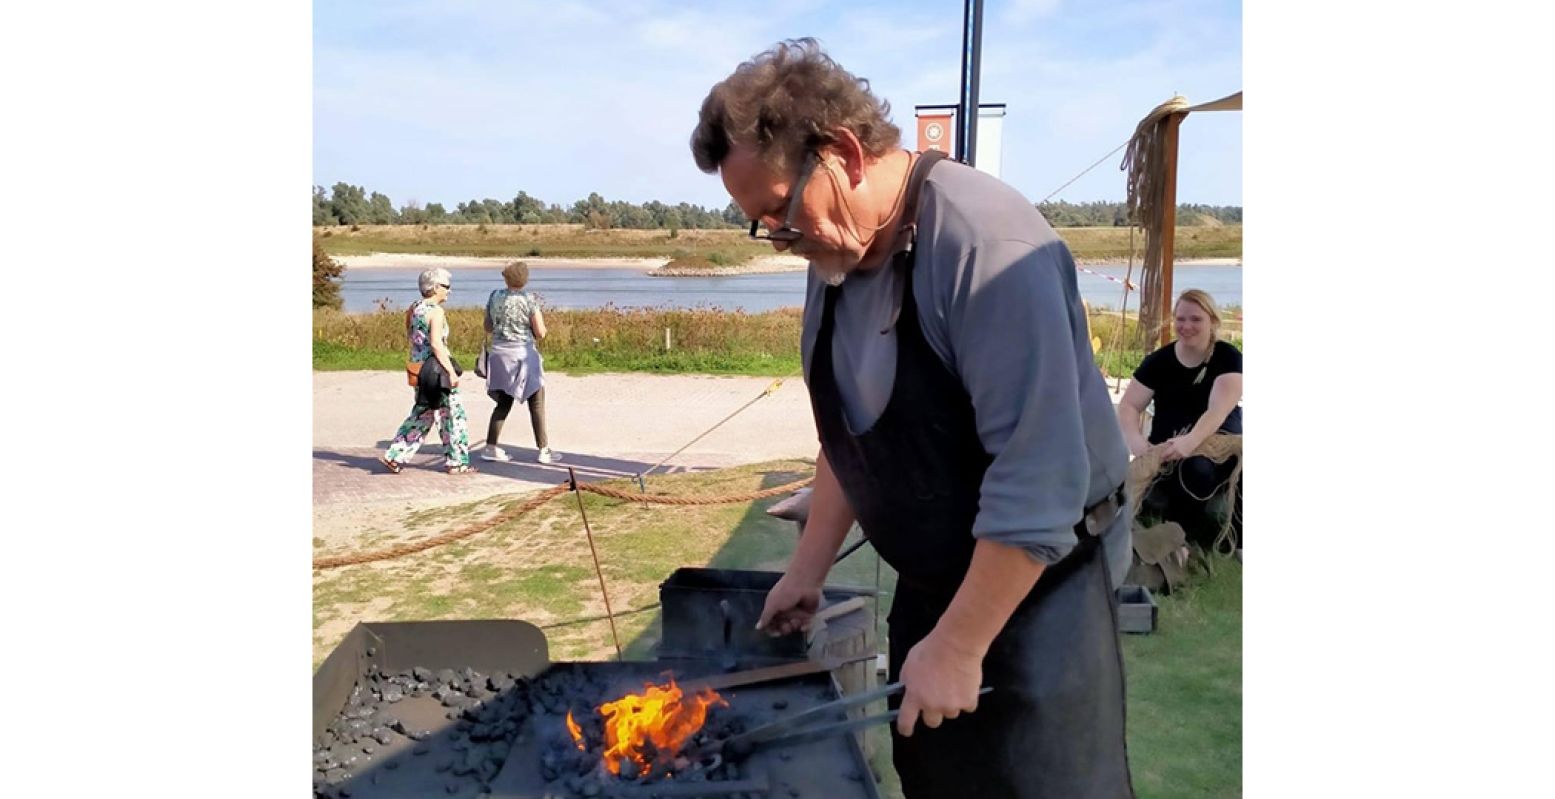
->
xmin=690 ymin=38 xmax=901 ymax=176
xmin=501 ymin=261 xmax=530 ymax=289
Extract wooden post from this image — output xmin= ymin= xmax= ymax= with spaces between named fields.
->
xmin=1158 ymin=112 xmax=1184 ymax=347
xmin=664 ymin=326 xmax=672 ymax=352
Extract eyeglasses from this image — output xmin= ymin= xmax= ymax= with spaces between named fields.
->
xmin=748 ymin=150 xmax=818 ymax=244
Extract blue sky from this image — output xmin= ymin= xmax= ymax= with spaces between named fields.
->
xmin=314 ymin=0 xmax=1241 ymax=212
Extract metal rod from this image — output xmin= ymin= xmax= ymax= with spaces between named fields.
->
xmin=832 ymin=535 xmax=869 ymax=564
xmin=955 ymin=0 xmax=971 ymax=162
xmin=967 ymin=0 xmax=984 ymax=167
xmin=957 ymin=0 xmax=985 ymax=166
xmin=721 ymin=683 xmax=905 ymax=752
xmin=749 ymin=684 xmax=992 ymax=754
xmin=570 ymin=467 xmax=623 ymax=659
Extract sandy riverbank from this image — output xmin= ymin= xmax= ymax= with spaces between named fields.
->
xmin=650 ymin=254 xmax=809 ymax=277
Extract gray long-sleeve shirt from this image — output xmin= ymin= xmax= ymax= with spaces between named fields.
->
xmin=801 ymin=158 xmax=1131 ymax=569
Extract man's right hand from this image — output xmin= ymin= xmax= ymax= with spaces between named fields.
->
xmin=755 ymin=572 xmax=823 ymax=637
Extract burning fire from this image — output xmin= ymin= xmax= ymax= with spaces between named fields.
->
xmin=566 ymin=676 xmax=728 ymax=776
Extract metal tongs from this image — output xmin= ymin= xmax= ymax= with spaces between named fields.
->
xmin=697 ymin=682 xmax=994 ymax=760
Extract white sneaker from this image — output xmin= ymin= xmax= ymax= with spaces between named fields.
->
xmin=537 ymin=448 xmax=561 ymax=464
xmin=480 ymin=447 xmax=512 ymax=462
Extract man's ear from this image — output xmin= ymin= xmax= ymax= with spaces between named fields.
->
xmin=821 ymin=127 xmax=869 ymax=188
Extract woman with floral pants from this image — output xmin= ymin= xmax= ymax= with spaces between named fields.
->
xmin=379 ymin=268 xmax=476 ymax=474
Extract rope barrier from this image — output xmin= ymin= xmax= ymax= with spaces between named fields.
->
xmin=313 ymin=475 xmax=816 ymax=570
xmin=1076 ymin=265 xmax=1138 ymax=291
xmin=312 ymin=484 xmax=568 ymax=570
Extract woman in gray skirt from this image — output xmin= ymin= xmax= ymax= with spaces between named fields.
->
xmin=481 ymin=261 xmax=559 ymax=464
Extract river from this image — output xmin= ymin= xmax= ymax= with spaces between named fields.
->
xmin=339 ymin=262 xmax=1242 ymax=313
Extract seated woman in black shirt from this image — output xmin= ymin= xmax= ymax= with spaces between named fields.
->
xmin=1117 ymin=289 xmax=1243 ymax=549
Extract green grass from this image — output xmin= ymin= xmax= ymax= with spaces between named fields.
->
xmin=315 ymin=297 xmax=1241 ymax=378
xmin=1059 ymin=225 xmax=1243 ymax=261
xmin=314 ymin=460 xmax=1239 ymax=795
xmin=314 ymin=306 xmax=805 ymax=376
xmin=1121 ymin=558 xmax=1243 ymax=798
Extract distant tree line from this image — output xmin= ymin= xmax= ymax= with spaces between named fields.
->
xmin=313 ymin=183 xmax=1240 ymax=230
xmin=1036 ymin=200 xmax=1242 ymax=227
xmin=313 ymin=183 xmax=744 ymax=230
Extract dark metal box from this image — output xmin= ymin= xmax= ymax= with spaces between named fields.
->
xmin=1116 ymin=584 xmax=1159 ymax=634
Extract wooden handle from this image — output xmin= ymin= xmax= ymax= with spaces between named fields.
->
xmin=811 ymin=596 xmax=869 ymax=625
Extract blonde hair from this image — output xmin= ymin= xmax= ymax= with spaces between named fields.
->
xmin=1174 ymin=289 xmax=1222 ymax=341
xmin=501 ymin=261 xmax=530 ymax=289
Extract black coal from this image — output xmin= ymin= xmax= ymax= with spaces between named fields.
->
xmin=313 ymin=665 xmax=791 ymax=799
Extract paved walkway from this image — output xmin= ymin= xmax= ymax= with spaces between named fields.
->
xmin=313 ymin=370 xmax=1132 ymax=541
xmin=313 ymin=371 xmax=823 ymax=524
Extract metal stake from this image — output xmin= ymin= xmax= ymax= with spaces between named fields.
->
xmin=569 ymin=468 xmax=623 ymax=660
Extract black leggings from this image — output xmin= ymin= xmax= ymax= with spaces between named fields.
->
xmin=487 ymin=387 xmax=548 ymax=450
xmin=1142 ymin=454 xmax=1242 ymax=550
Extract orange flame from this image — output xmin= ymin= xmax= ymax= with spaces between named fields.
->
xmin=594 ymin=677 xmax=727 ymax=776
xmin=565 ymin=710 xmax=586 ymax=752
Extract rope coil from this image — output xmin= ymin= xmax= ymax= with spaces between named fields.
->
xmin=1127 ymin=432 xmax=1242 ymax=554
xmin=1121 ymin=95 xmax=1191 ymax=347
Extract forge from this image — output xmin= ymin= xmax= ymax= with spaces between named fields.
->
xmin=313 ymin=569 xmax=881 ymax=799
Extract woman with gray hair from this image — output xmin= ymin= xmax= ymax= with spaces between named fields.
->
xmin=378 ymin=267 xmax=476 ymax=474
xmin=480 ymin=261 xmax=558 ymax=464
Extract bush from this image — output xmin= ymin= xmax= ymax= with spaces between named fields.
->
xmin=313 ymin=237 xmax=345 ymax=310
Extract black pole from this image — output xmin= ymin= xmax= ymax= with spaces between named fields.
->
xmin=957 ymin=0 xmax=984 ymax=166
xmin=955 ymin=0 xmax=971 ymax=163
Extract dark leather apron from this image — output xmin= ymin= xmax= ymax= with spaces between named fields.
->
xmin=806 ymin=153 xmax=1134 ymax=798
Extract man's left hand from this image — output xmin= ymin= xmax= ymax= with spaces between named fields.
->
xmin=896 ymin=629 xmax=984 ymax=737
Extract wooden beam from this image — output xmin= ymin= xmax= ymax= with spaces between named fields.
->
xmin=1158 ymin=112 xmax=1185 ymax=347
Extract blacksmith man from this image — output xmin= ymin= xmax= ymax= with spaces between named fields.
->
xmin=690 ymin=39 xmax=1136 ymax=797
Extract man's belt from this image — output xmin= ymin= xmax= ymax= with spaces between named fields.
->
xmin=1081 ymin=483 xmax=1128 ymax=538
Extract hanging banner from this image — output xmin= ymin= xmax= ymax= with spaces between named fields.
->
xmin=915 ymin=108 xmax=954 ymax=156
